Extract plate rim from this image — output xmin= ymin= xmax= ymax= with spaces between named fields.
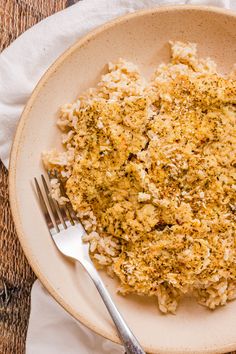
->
xmin=8 ymin=5 xmax=236 ymax=353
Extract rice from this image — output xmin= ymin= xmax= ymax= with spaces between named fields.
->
xmin=42 ymin=41 xmax=236 ymax=314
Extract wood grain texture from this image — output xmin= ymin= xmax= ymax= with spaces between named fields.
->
xmin=0 ymin=1 xmax=235 ymax=354
xmin=0 ymin=2 xmax=68 ymax=353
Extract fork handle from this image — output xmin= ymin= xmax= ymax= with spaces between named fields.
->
xmin=81 ymin=260 xmax=146 ymax=354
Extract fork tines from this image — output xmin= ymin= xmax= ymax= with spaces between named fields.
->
xmin=34 ymin=172 xmax=77 ymax=235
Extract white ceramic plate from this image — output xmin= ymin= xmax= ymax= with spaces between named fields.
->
xmin=9 ymin=6 xmax=236 ymax=354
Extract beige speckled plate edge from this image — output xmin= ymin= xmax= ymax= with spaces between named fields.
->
xmin=9 ymin=5 xmax=236 ymax=354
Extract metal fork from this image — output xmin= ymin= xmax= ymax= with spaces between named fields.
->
xmin=34 ymin=174 xmax=145 ymax=354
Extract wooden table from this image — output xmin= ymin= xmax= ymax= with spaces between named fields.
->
xmin=0 ymin=1 xmax=235 ymax=354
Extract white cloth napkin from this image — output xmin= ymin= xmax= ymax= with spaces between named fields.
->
xmin=0 ymin=0 xmax=235 ymax=353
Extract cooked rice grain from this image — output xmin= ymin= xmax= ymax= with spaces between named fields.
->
xmin=43 ymin=42 xmax=236 ymax=314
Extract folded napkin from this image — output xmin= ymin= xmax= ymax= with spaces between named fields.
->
xmin=0 ymin=0 xmax=235 ymax=353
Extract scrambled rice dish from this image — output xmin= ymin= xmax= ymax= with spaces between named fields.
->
xmin=43 ymin=42 xmax=236 ymax=314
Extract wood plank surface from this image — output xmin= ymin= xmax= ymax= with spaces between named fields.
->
xmin=0 ymin=1 xmax=235 ymax=354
